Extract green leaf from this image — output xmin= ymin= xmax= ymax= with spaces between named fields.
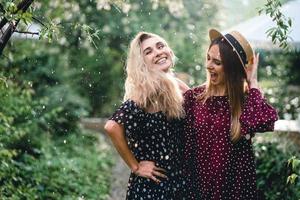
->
xmin=6 ymin=2 xmax=17 ymax=13
xmin=287 ymin=173 xmax=298 ymax=185
xmin=292 ymin=159 xmax=300 ymax=171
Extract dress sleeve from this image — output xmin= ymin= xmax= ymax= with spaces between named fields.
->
xmin=109 ymin=100 xmax=137 ymax=128
xmin=240 ymin=88 xmax=278 ymax=137
xmin=183 ymin=89 xmax=196 ymax=161
xmin=183 ymin=89 xmax=201 ymax=199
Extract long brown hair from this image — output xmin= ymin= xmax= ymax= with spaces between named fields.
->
xmin=200 ymin=37 xmax=247 ymax=142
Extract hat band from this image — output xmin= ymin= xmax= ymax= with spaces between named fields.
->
xmin=224 ymin=34 xmax=247 ymax=65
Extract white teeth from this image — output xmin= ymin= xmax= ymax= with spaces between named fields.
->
xmin=156 ymin=58 xmax=167 ymax=64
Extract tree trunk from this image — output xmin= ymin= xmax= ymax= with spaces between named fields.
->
xmin=0 ymin=0 xmax=34 ymax=55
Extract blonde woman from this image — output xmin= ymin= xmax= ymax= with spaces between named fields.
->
xmin=183 ymin=29 xmax=278 ymax=199
xmin=104 ymin=32 xmax=189 ymax=200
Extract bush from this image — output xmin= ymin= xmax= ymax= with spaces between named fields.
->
xmin=259 ymin=50 xmax=300 ymax=120
xmin=0 ymin=76 xmax=42 ymax=198
xmin=1 ymin=132 xmax=114 ymax=199
xmin=0 ymin=76 xmax=114 ymax=199
xmin=1 ymin=48 xmax=90 ymax=136
xmin=255 ymin=136 xmax=300 ymax=200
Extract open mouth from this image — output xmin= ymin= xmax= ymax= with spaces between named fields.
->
xmin=155 ymin=57 xmax=167 ymax=65
xmin=210 ymin=72 xmax=217 ymax=81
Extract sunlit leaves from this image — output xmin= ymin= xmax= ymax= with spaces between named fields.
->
xmin=258 ymin=0 xmax=292 ymax=50
xmin=75 ymin=24 xmax=101 ymax=49
xmin=39 ymin=20 xmax=59 ymax=42
xmin=287 ymin=156 xmax=300 ymax=185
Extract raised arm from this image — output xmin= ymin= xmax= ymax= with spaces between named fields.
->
xmin=240 ymin=52 xmax=278 ymax=138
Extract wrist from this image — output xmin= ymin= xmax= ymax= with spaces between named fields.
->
xmin=131 ymin=164 xmax=139 ymax=174
xmin=247 ymin=79 xmax=259 ymax=89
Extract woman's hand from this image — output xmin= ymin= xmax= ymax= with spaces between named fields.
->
xmin=134 ymin=161 xmax=168 ymax=183
xmin=246 ymin=52 xmax=259 ymax=89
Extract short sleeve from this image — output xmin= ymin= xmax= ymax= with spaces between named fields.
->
xmin=240 ymin=88 xmax=278 ymax=137
xmin=109 ymin=100 xmax=138 ymax=128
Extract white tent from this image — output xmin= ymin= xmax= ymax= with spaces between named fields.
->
xmin=224 ymin=0 xmax=300 ymax=50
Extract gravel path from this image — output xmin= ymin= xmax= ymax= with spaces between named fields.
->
xmin=106 ymin=146 xmax=130 ymax=200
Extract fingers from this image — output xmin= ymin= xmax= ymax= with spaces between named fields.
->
xmin=256 ymin=53 xmax=260 ymax=65
xmin=249 ymin=52 xmax=259 ymax=65
xmin=154 ymin=166 xmax=166 ymax=173
xmin=150 ymin=175 xmax=160 ymax=183
xmin=135 ymin=161 xmax=168 ymax=183
xmin=152 ymin=170 xmax=168 ymax=179
xmin=253 ymin=52 xmax=259 ymax=65
xmin=247 ymin=52 xmax=259 ymax=79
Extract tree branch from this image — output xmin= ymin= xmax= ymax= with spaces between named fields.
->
xmin=32 ymin=16 xmax=47 ymax=28
xmin=0 ymin=3 xmax=4 ymax=13
xmin=15 ymin=30 xmax=39 ymax=35
xmin=0 ymin=3 xmax=8 ymax=30
xmin=0 ymin=0 xmax=34 ymax=55
xmin=1 ymin=0 xmax=35 ymax=29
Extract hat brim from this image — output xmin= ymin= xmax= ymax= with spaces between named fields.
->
xmin=208 ymin=28 xmax=247 ymax=71
xmin=209 ymin=28 xmax=224 ymax=41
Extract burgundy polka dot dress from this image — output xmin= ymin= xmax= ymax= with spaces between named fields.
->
xmin=110 ymin=100 xmax=186 ymax=200
xmin=183 ymin=86 xmax=278 ymax=200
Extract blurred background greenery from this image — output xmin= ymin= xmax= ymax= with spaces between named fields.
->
xmin=0 ymin=0 xmax=299 ymax=199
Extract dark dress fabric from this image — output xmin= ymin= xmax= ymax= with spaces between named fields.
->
xmin=183 ymin=86 xmax=278 ymax=200
xmin=110 ymin=99 xmax=186 ymax=200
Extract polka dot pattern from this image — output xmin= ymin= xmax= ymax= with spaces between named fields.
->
xmin=110 ymin=100 xmax=186 ymax=200
xmin=183 ymin=86 xmax=278 ymax=200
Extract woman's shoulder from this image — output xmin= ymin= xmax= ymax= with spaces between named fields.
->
xmin=184 ymin=84 xmax=205 ymax=98
xmin=193 ymin=84 xmax=206 ymax=95
xmin=183 ymin=85 xmax=205 ymax=109
xmin=116 ymin=99 xmax=141 ymax=114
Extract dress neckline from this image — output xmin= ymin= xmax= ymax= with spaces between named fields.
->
xmin=128 ymin=99 xmax=163 ymax=115
xmin=211 ymin=95 xmax=228 ymax=99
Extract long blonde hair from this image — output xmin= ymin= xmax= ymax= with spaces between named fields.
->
xmin=124 ymin=32 xmax=184 ymax=119
xmin=199 ymin=37 xmax=247 ymax=142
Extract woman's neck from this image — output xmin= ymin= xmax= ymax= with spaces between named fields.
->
xmin=212 ymin=85 xmax=226 ymax=96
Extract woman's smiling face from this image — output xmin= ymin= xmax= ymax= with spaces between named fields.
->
xmin=206 ymin=44 xmax=225 ymax=87
xmin=141 ymin=36 xmax=173 ymax=72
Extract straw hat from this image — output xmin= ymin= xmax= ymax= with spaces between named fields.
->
xmin=209 ymin=28 xmax=254 ymax=70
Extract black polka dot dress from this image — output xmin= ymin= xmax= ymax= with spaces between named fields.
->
xmin=110 ymin=100 xmax=186 ymax=200
xmin=183 ymin=86 xmax=278 ymax=200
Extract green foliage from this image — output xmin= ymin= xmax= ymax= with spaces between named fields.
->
xmin=255 ymin=140 xmax=300 ymax=199
xmin=258 ymin=0 xmax=292 ymax=50
xmin=2 ymin=0 xmax=221 ymax=117
xmin=1 ymin=39 xmax=90 ymax=135
xmin=259 ymin=51 xmax=300 ymax=120
xmin=1 ymin=132 xmax=114 ymax=199
xmin=0 ymin=76 xmax=41 ymax=160
xmin=0 ymin=73 xmax=113 ymax=199
xmin=287 ymin=156 xmax=300 ymax=185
